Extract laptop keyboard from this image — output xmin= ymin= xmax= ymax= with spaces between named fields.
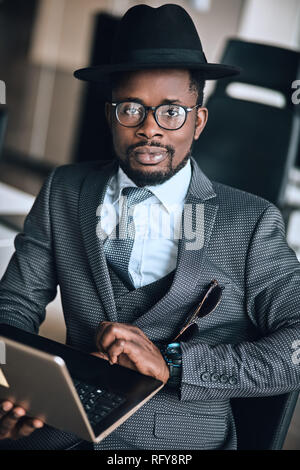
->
xmin=73 ymin=379 xmax=126 ymax=428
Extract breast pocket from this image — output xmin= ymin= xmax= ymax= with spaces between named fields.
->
xmin=178 ymin=281 xmax=233 ymax=341
xmin=154 ymin=413 xmax=227 ymax=449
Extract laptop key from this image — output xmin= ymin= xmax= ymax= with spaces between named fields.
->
xmin=114 ymin=395 xmax=125 ymax=403
xmin=72 ymin=378 xmax=126 ymax=427
xmin=95 ymin=402 xmax=112 ymax=412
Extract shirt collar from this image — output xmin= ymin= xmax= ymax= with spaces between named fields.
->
xmin=110 ymin=158 xmax=192 ymax=213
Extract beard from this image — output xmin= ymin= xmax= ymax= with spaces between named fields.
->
xmin=115 ymin=141 xmax=194 ymax=187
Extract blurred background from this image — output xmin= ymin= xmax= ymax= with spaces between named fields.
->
xmin=0 ymin=0 xmax=300 ymax=449
xmin=0 ymin=0 xmax=299 ymax=194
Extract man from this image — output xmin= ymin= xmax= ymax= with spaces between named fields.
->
xmin=0 ymin=4 xmax=300 ymax=450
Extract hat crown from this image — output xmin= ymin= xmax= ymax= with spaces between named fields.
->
xmin=73 ymin=3 xmax=241 ymax=82
xmin=111 ymin=4 xmax=206 ymax=64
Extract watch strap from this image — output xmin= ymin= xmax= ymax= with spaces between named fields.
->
xmin=162 ymin=342 xmax=182 ymax=387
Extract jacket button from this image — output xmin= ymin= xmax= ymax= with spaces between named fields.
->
xmin=220 ymin=374 xmax=228 ymax=383
xmin=117 ymin=306 xmax=123 ymax=312
xmin=229 ymin=376 xmax=237 ymax=385
xmin=200 ymin=372 xmax=210 ymax=382
xmin=210 ymin=373 xmax=219 ymax=382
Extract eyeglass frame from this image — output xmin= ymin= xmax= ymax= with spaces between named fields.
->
xmin=111 ymin=101 xmax=203 ymax=131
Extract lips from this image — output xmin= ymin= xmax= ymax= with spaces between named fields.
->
xmin=131 ymin=146 xmax=168 ymax=165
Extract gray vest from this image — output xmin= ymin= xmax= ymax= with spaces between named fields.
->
xmin=93 ymin=263 xmax=176 ymax=450
xmin=108 ymin=263 xmax=175 ymax=323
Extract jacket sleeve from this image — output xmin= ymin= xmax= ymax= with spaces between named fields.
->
xmin=180 ymin=204 xmax=300 ymax=401
xmin=0 ymin=168 xmax=58 ymax=333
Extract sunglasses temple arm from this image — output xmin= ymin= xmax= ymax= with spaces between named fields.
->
xmin=172 ymin=301 xmax=205 ymax=342
xmin=171 ymin=282 xmax=223 ymax=342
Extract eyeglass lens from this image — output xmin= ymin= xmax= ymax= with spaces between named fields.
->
xmin=116 ymin=102 xmax=186 ymax=130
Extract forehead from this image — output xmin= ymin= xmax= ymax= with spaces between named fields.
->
xmin=111 ymin=68 xmax=194 ymax=103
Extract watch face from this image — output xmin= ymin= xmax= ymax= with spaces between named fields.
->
xmin=166 ymin=342 xmax=182 ymax=362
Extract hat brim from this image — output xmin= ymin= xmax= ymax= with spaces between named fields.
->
xmin=73 ymin=62 xmax=241 ymax=83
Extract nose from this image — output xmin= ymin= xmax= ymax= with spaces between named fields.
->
xmin=136 ymin=109 xmax=163 ymax=140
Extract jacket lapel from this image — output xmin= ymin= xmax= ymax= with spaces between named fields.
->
xmin=133 ymin=157 xmax=219 ymax=341
xmin=79 ymin=156 xmax=219 ymax=334
xmin=79 ymin=159 xmax=119 ymax=322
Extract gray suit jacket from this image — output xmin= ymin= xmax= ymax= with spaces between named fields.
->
xmin=0 ymin=156 xmax=300 ymax=450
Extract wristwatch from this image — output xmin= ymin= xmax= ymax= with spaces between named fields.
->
xmin=162 ymin=342 xmax=182 ymax=387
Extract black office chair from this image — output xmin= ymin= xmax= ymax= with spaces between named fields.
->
xmin=193 ymin=39 xmax=300 ymax=210
xmin=193 ymin=39 xmax=300 ymax=449
xmin=231 ymin=391 xmax=299 ymax=449
xmin=0 ymin=106 xmax=8 ymax=158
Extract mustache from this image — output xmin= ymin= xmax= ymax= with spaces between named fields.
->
xmin=126 ymin=141 xmax=175 ymax=157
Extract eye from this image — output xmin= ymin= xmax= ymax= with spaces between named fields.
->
xmin=166 ymin=107 xmax=180 ymax=117
xmin=160 ymin=105 xmax=183 ymax=118
xmin=123 ymin=103 xmax=142 ymax=116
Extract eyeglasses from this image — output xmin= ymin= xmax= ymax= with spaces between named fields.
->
xmin=172 ymin=279 xmax=224 ymax=342
xmin=111 ymin=101 xmax=202 ymax=131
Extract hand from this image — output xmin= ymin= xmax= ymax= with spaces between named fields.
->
xmin=0 ymin=401 xmax=43 ymax=440
xmin=94 ymin=321 xmax=169 ymax=384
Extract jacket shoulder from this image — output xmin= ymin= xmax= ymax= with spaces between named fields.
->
xmin=210 ymin=180 xmax=284 ymax=233
xmin=212 ymin=180 xmax=274 ymax=214
xmin=51 ymin=159 xmax=114 ymax=187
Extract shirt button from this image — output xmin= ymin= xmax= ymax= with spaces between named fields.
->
xmin=229 ymin=376 xmax=237 ymax=385
xmin=220 ymin=374 xmax=228 ymax=384
xmin=200 ymin=372 xmax=210 ymax=382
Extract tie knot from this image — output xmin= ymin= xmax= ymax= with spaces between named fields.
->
xmin=122 ymin=187 xmax=153 ymax=208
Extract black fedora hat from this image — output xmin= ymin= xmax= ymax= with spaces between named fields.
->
xmin=74 ymin=3 xmax=241 ymax=83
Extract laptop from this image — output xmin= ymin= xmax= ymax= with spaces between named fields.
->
xmin=0 ymin=324 xmax=164 ymax=443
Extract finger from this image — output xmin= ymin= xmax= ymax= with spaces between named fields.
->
xmin=107 ymin=340 xmax=146 ymax=370
xmin=0 ymin=401 xmax=14 ymax=418
xmin=106 ymin=339 xmax=126 ymax=365
xmin=99 ymin=323 xmax=146 ymax=352
xmin=90 ymin=351 xmax=110 ymax=361
xmin=110 ymin=341 xmax=168 ymax=382
xmin=0 ymin=401 xmax=14 ymax=439
xmin=115 ymin=352 xmax=139 ymax=371
xmin=0 ymin=406 xmax=26 ymax=438
xmin=95 ymin=321 xmax=110 ymax=351
xmin=12 ymin=417 xmax=43 ymax=439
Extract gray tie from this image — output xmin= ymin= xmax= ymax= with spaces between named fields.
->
xmin=103 ymin=186 xmax=153 ymax=287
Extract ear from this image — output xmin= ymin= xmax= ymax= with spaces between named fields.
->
xmin=105 ymin=102 xmax=112 ymax=131
xmin=194 ymin=107 xmax=208 ymax=140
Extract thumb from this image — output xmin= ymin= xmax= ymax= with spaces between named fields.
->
xmin=90 ymin=351 xmax=109 ymax=361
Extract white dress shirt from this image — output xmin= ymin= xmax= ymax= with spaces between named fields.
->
xmin=100 ymin=158 xmax=192 ymax=288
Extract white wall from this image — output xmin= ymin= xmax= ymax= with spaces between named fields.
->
xmin=238 ymin=0 xmax=300 ymax=49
